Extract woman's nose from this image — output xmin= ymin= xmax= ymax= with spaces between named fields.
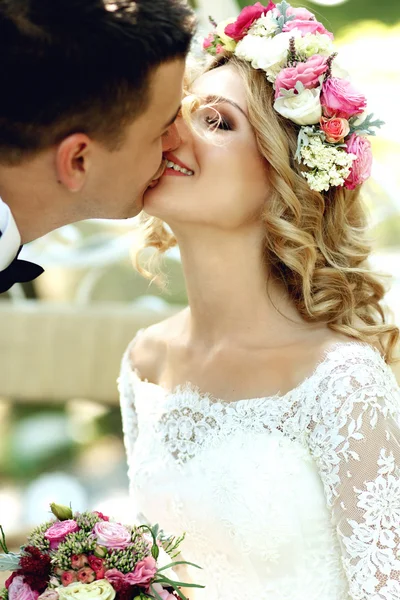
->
xmin=162 ymin=122 xmax=181 ymax=152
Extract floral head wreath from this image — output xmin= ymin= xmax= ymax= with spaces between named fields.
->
xmin=203 ymin=1 xmax=383 ymax=193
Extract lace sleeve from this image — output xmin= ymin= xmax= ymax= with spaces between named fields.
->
xmin=307 ymin=344 xmax=400 ymax=599
xmin=118 ymin=344 xmax=139 ymax=463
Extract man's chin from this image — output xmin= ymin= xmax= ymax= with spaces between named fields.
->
xmin=124 ymin=194 xmax=144 ymax=218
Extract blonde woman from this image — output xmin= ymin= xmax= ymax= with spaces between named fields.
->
xmin=119 ymin=3 xmax=400 ymax=599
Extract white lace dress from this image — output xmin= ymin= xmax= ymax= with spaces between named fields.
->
xmin=119 ymin=340 xmax=400 ymax=600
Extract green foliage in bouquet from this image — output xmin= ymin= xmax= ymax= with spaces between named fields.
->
xmin=0 ymin=503 xmax=204 ymax=600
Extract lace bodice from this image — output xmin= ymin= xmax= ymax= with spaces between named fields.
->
xmin=119 ymin=340 xmax=400 ymax=600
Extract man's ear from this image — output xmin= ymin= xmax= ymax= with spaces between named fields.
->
xmin=55 ymin=133 xmax=92 ymax=192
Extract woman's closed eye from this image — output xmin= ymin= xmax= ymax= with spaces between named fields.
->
xmin=205 ymin=114 xmax=232 ymax=131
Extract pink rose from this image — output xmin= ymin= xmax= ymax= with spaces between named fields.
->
xmin=61 ymin=571 xmax=77 ymax=587
xmin=44 ymin=521 xmax=79 ymax=550
xmin=202 ymin=33 xmax=214 ymax=50
xmin=216 ymin=44 xmax=224 ymax=54
xmin=320 ymin=116 xmax=350 ymax=143
xmin=225 ymin=1 xmax=276 ymax=41
xmin=285 ymin=6 xmax=314 ymax=20
xmin=344 ymin=134 xmax=373 ymax=190
xmin=321 ymin=77 xmax=367 ymax=119
xmin=104 ymin=569 xmax=125 ymax=588
xmin=274 ymin=55 xmax=327 ymax=99
xmin=283 ymin=19 xmax=333 ymax=39
xmin=71 ymin=555 xmax=88 ymax=570
xmin=93 ymin=521 xmax=131 ymax=550
xmin=37 ymin=591 xmax=59 ymax=600
xmin=125 ymin=557 xmax=157 ymax=587
xmin=8 ymin=576 xmax=39 ymax=600
xmin=152 ymin=583 xmax=176 ymax=600
xmin=77 ymin=568 xmax=96 ymax=584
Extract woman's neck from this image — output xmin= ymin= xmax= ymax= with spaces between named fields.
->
xmin=174 ymin=224 xmax=307 ymax=347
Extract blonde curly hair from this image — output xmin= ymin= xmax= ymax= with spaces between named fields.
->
xmin=135 ymin=54 xmax=399 ymax=363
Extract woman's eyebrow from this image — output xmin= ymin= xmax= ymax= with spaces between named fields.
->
xmin=202 ymin=94 xmax=248 ymax=119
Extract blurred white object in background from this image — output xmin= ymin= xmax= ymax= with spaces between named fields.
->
xmin=25 ymin=472 xmax=87 ymax=526
xmin=0 ymin=487 xmax=22 ymax=535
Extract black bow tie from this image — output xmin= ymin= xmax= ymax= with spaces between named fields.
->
xmin=0 ymin=245 xmax=44 ymax=294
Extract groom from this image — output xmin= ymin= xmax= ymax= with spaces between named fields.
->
xmin=0 ymin=0 xmax=194 ymax=293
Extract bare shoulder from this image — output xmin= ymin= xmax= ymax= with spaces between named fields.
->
xmin=129 ymin=309 xmax=187 ymax=384
xmin=312 ymin=329 xmax=382 ymax=366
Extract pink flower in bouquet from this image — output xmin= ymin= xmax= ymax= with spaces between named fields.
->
xmin=77 ymin=568 xmax=96 ymax=584
xmin=285 ymin=6 xmax=314 ymax=20
xmin=152 ymin=584 xmax=176 ymax=600
xmin=45 ymin=521 xmax=79 ymax=550
xmin=344 ymin=134 xmax=372 ymax=190
xmin=87 ymin=556 xmax=105 ymax=580
xmin=104 ymin=568 xmax=124 ymax=586
xmin=37 ymin=591 xmax=59 ymax=600
xmin=87 ymin=556 xmax=103 ymax=572
xmin=321 ymin=78 xmax=367 ymax=119
xmin=71 ymin=555 xmax=88 ymax=570
xmin=61 ymin=572 xmax=77 ymax=587
xmin=225 ymin=2 xmax=276 ymax=41
xmin=320 ymin=116 xmax=350 ymax=143
xmin=93 ymin=511 xmax=110 ymax=522
xmin=8 ymin=576 xmax=39 ymax=600
xmin=283 ymin=18 xmax=333 ymax=39
xmin=93 ymin=521 xmax=131 ymax=550
xmin=125 ymin=557 xmax=157 ymax=586
xmin=105 ymin=558 xmax=157 ymax=589
xmin=274 ymin=55 xmax=327 ymax=99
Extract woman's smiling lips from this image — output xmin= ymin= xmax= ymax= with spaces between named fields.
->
xmin=163 ymin=152 xmax=194 ymax=177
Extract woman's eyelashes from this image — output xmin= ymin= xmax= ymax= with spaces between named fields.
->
xmin=204 ymin=110 xmax=233 ymax=132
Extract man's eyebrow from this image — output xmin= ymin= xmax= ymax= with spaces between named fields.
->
xmin=162 ymin=105 xmax=182 ymax=131
xmin=202 ymin=94 xmax=248 ymax=119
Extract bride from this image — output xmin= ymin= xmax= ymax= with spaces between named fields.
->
xmin=119 ymin=2 xmax=400 ymax=598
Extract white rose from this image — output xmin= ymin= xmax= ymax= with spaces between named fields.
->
xmin=216 ymin=18 xmax=237 ymax=52
xmin=57 ymin=581 xmax=116 ymax=600
xmin=236 ymin=31 xmax=296 ymax=75
xmin=274 ymin=88 xmax=322 ymax=125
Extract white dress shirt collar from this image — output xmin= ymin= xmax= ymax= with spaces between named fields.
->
xmin=0 ymin=197 xmax=21 ymax=271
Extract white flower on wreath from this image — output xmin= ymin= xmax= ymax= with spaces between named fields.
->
xmin=216 ymin=18 xmax=237 ymax=52
xmin=250 ymin=10 xmax=280 ymax=38
xmin=295 ymin=32 xmax=335 ymax=59
xmin=235 ymin=31 xmax=297 ymax=81
xmin=356 ymin=474 xmax=400 ymax=528
xmin=274 ymin=87 xmax=322 ymax=126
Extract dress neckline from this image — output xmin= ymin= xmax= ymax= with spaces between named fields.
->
xmin=127 ymin=341 xmax=382 ymax=408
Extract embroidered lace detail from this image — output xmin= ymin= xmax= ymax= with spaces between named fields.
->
xmin=119 ymin=340 xmax=400 ymax=599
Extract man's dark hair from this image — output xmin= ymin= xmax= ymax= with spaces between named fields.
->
xmin=0 ymin=0 xmax=194 ymax=164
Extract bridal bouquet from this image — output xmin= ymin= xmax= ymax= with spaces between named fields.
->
xmin=0 ymin=503 xmax=202 ymax=600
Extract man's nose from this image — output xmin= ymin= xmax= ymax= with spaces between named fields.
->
xmin=162 ymin=122 xmax=181 ymax=152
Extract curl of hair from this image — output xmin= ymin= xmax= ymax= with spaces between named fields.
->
xmin=135 ymin=54 xmax=399 ymax=363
